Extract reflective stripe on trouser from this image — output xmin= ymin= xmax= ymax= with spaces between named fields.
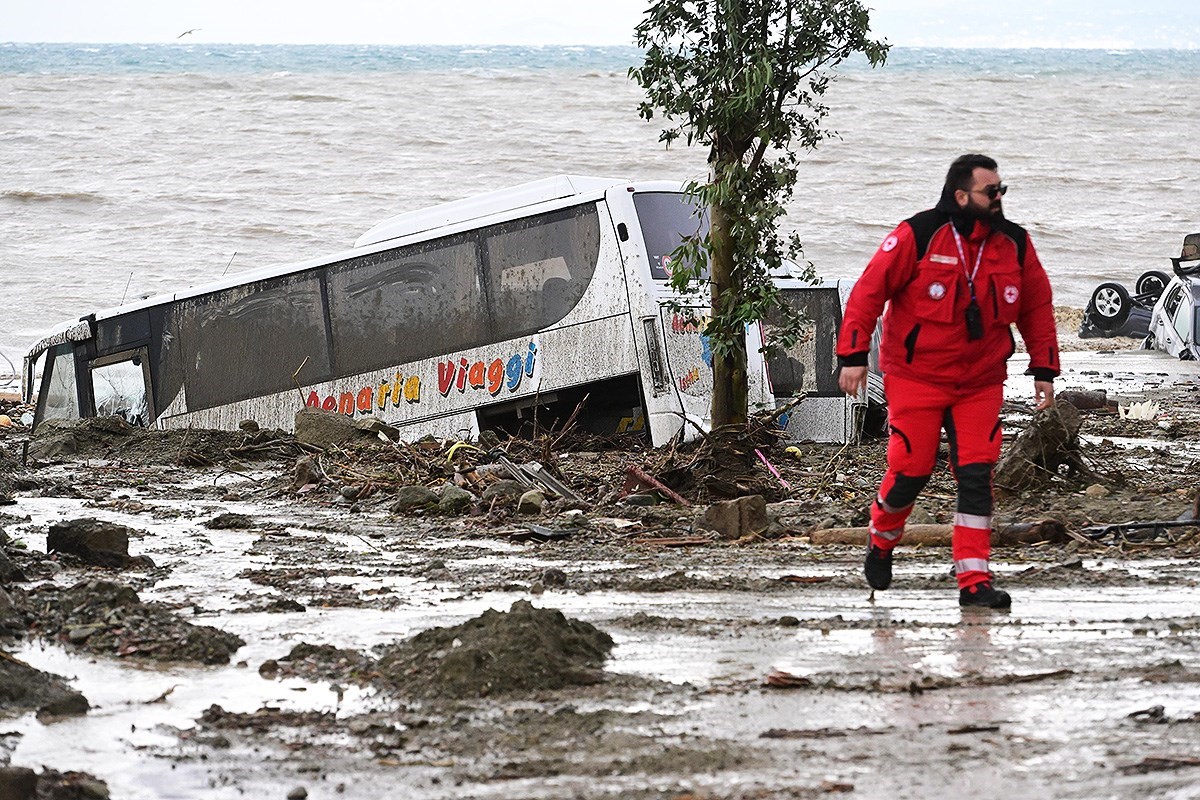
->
xmin=873 ymin=375 xmax=1004 ymax=588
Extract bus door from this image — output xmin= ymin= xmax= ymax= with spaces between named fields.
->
xmin=606 ymin=186 xmax=721 ymax=442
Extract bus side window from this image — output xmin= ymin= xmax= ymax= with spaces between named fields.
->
xmin=175 ymin=273 xmax=332 ymax=411
xmin=326 ymin=236 xmax=487 ymax=378
xmin=484 ymin=204 xmax=600 ymax=338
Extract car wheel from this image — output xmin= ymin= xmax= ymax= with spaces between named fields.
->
xmin=1089 ymin=282 xmax=1132 ymax=329
xmin=1135 ymin=270 xmax=1170 ymax=297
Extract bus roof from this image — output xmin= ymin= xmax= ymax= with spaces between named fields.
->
xmin=354 ymin=175 xmax=627 ymax=248
xmin=26 ymin=174 xmax=677 ymax=352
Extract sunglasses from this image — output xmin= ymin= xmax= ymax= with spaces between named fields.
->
xmin=969 ymin=183 xmax=1008 ymax=200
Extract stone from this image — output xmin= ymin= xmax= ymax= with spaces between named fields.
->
xmin=0 ymin=766 xmax=38 ymax=800
xmin=701 ymin=495 xmax=770 ymax=540
xmin=0 ymin=547 xmax=28 ymax=583
xmin=293 ymin=407 xmax=358 ymax=449
xmin=438 ymin=486 xmax=474 ymax=515
xmin=46 ymin=518 xmax=132 ymax=567
xmin=541 ymin=567 xmax=568 ymax=587
xmin=480 ymin=480 xmax=526 ymax=502
xmin=517 ymin=489 xmax=546 ymax=514
xmin=354 ymin=416 xmax=400 ymax=441
xmin=291 ymin=455 xmax=322 ymax=492
xmin=390 ymin=485 xmax=439 ymax=512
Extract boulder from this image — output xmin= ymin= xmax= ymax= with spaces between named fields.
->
xmin=46 ymin=518 xmax=132 ymax=568
xmin=390 ymin=485 xmax=439 ymax=512
xmin=518 ymin=490 xmax=546 ymax=514
xmin=293 ymin=408 xmax=358 ymax=449
xmin=700 ymin=494 xmax=770 ymax=540
xmin=438 ymin=486 xmax=474 ymax=515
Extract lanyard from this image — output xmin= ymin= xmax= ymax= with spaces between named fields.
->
xmin=950 ymin=227 xmax=985 ymax=300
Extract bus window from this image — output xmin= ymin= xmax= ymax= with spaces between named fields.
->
xmin=174 ymin=273 xmax=331 ymax=411
xmin=92 ymin=351 xmax=150 ymax=426
xmin=632 ymin=192 xmax=709 ymax=281
xmin=38 ymin=344 xmax=81 ymax=423
xmin=326 ymin=237 xmax=485 ymax=378
xmin=485 ymin=205 xmax=600 ymax=338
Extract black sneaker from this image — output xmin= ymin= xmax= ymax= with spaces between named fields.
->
xmin=959 ymin=581 xmax=1011 ymax=609
xmin=864 ymin=544 xmax=893 ymax=590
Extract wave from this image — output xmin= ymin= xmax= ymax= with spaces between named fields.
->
xmin=1 ymin=189 xmax=107 ymax=204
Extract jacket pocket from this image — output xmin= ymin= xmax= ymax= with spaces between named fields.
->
xmin=908 ymin=266 xmax=959 ymax=324
xmin=988 ymin=270 xmax=1022 ymax=324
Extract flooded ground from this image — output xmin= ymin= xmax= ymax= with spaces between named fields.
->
xmin=2 ymin=345 xmax=1200 ymax=800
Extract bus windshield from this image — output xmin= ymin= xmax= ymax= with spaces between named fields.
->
xmin=633 ymin=192 xmax=710 ymax=281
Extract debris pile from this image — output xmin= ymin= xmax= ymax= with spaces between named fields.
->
xmin=375 ymin=600 xmax=614 ymax=698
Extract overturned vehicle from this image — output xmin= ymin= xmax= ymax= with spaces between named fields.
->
xmin=1079 ymin=232 xmax=1200 ymax=360
xmin=24 ymin=176 xmax=882 ymax=446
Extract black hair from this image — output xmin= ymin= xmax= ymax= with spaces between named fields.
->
xmin=940 ymin=153 xmax=998 ymax=206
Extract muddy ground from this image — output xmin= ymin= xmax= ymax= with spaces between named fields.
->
xmin=1 ymin=338 xmax=1200 ymax=800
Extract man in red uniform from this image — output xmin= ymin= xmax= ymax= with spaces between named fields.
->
xmin=837 ymin=154 xmax=1059 ymax=609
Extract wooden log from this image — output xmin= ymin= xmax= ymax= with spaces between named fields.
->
xmin=806 ymin=519 xmax=1066 ymax=546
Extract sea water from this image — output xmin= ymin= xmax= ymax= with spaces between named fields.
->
xmin=3 ymin=43 xmax=1199 ymax=374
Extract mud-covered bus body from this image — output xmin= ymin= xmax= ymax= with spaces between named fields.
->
xmin=24 ymin=176 xmax=871 ymax=444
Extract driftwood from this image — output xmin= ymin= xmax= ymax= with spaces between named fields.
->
xmin=995 ymin=400 xmax=1093 ymax=492
xmin=807 ymin=519 xmax=1067 ymax=547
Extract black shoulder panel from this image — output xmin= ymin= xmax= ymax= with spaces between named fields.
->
xmin=903 ymin=208 xmax=950 ymax=261
xmin=991 ymin=218 xmax=1029 ymax=268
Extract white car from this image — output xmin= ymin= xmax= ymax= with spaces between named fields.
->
xmin=1142 ymin=233 xmax=1200 ymax=361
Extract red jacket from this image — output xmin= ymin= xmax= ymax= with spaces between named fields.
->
xmin=837 ymin=208 xmax=1059 ymax=390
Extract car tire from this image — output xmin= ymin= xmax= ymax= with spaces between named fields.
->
xmin=1135 ymin=270 xmax=1170 ymax=297
xmin=1089 ymin=282 xmax=1132 ymax=330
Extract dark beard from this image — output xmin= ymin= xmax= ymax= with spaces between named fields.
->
xmin=964 ymin=199 xmax=1004 ymax=221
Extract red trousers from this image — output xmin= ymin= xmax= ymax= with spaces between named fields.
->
xmin=869 ymin=374 xmax=1004 ymax=589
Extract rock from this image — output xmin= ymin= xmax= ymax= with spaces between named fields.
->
xmin=1084 ymin=483 xmax=1110 ymax=497
xmin=477 ymin=429 xmax=502 ymax=450
xmin=204 ymin=512 xmax=255 ymax=530
xmin=390 ymin=485 xmax=439 ymax=512
xmin=287 ymin=787 xmax=308 ymax=800
xmin=0 ymin=653 xmax=90 ymax=718
xmin=46 ymin=518 xmax=132 ymax=567
xmin=293 ymin=407 xmax=358 ymax=449
xmin=541 ymin=567 xmax=568 ymax=587
xmin=480 ymin=480 xmax=526 ymax=503
xmin=438 ymin=486 xmax=474 ymax=515
xmin=0 ymin=766 xmax=37 ymax=800
xmin=354 ymin=416 xmax=399 ymax=441
xmin=622 ymin=493 xmax=660 ymax=506
xmin=517 ymin=489 xmax=546 ymax=514
xmin=0 ymin=547 xmax=28 ymax=583
xmin=291 ymin=455 xmax=322 ymax=492
xmin=700 ymin=495 xmax=770 ymax=540
xmin=238 ymin=419 xmax=260 ymax=432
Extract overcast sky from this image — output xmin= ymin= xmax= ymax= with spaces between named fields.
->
xmin=3 ymin=1 xmax=1196 ymax=49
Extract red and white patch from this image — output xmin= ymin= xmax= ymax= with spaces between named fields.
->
xmin=928 ymin=282 xmax=946 ymax=300
xmin=881 ymin=235 xmax=898 ymax=253
xmin=1004 ymin=285 xmax=1019 ymax=304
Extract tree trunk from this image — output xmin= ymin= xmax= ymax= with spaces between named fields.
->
xmin=709 ymin=157 xmax=749 ymax=428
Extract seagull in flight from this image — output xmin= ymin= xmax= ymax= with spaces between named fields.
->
xmin=177 ymin=28 xmax=201 ymax=38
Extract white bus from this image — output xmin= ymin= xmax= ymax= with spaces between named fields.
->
xmin=24 ymin=176 xmax=873 ymax=444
